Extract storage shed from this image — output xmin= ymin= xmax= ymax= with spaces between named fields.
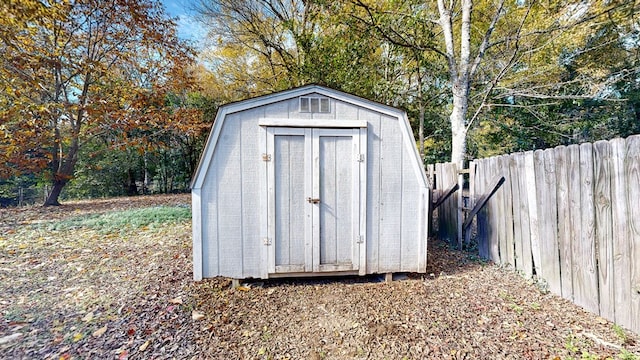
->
xmin=191 ymin=85 xmax=429 ymax=281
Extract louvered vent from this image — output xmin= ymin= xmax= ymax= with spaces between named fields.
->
xmin=299 ymin=96 xmax=330 ymax=113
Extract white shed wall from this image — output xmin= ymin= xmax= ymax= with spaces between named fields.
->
xmin=195 ymin=90 xmax=428 ymax=279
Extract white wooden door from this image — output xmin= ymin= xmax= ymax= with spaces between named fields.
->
xmin=266 ymin=127 xmax=365 ymax=274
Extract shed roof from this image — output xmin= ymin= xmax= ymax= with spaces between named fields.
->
xmin=191 ymin=84 xmax=427 ymax=189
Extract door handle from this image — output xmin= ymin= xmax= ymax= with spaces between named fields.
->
xmin=306 ymin=197 xmax=320 ymax=204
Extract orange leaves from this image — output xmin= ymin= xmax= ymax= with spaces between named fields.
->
xmin=0 ymin=0 xmax=200 ymax=202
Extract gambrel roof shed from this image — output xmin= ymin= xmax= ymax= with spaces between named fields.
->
xmin=192 ymin=85 xmax=429 ymax=281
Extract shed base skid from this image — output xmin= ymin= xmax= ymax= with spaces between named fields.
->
xmin=228 ymin=272 xmax=412 ymax=286
xmin=267 ymin=271 xmax=360 ymax=279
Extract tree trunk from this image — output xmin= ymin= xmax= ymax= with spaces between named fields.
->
xmin=127 ymin=168 xmax=138 ymax=196
xmin=450 ymin=85 xmax=469 ymax=166
xmin=44 ymin=178 xmax=67 ymax=206
xmin=44 ymin=137 xmax=79 ymax=206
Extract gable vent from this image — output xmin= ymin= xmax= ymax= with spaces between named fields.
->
xmin=300 ymin=96 xmax=330 ymax=113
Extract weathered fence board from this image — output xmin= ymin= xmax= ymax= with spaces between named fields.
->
xmin=509 ymin=155 xmax=523 ymax=271
xmin=543 ymin=148 xmax=561 ymax=295
xmin=495 ymin=156 xmax=507 ymax=265
xmin=568 ymin=145 xmax=582 ymax=303
xmin=516 ymin=153 xmax=533 ymax=278
xmin=525 ymin=151 xmax=541 ymax=277
xmin=477 ymin=159 xmax=488 ymax=258
xmin=627 ymin=136 xmax=640 ymax=333
xmin=502 ymin=155 xmax=516 ymax=268
xmin=435 ymin=162 xmax=459 ymax=246
xmin=594 ymin=140 xmax=614 ymax=321
xmin=432 ymin=134 xmax=640 ymax=334
xmin=488 ymin=157 xmax=500 ymax=262
xmin=577 ymin=143 xmax=598 ymax=315
xmin=555 ymin=145 xmax=574 ymax=301
xmin=611 ymin=138 xmax=631 ymax=330
xmin=535 ymin=149 xmax=561 ymax=294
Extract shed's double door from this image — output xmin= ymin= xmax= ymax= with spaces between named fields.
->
xmin=266 ymin=127 xmax=366 ymax=274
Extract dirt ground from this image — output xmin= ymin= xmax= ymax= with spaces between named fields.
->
xmin=0 ymin=194 xmax=638 ymax=359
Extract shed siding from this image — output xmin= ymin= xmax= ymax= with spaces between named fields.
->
xmin=239 ymin=109 xmax=262 ymax=277
xmin=214 ymin=115 xmax=243 ymax=278
xmin=378 ymin=113 xmax=404 ymax=272
xmin=401 ymin=151 xmax=423 ymax=271
xmin=362 ymin=110 xmax=382 ymax=274
xmin=196 ymin=87 xmax=428 ymax=279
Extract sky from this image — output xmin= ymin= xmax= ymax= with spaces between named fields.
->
xmin=161 ymin=0 xmax=208 ymax=48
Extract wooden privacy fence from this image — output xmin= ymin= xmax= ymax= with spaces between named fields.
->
xmin=427 ymin=162 xmax=461 ymax=246
xmin=430 ymin=134 xmax=640 ymax=334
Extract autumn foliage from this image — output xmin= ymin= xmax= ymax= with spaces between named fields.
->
xmin=0 ymin=0 xmax=207 ymax=205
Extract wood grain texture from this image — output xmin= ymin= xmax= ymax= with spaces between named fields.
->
xmin=568 ymin=144 xmax=583 ymax=305
xmin=516 ymin=153 xmax=533 ymax=278
xmin=525 ymin=152 xmax=540 ymax=277
xmin=502 ymin=155 xmax=515 ymax=268
xmin=495 ymin=156 xmax=507 ymax=265
xmin=610 ymin=138 xmax=631 ymax=329
xmin=476 ymin=159 xmax=487 ymax=259
xmin=488 ymin=157 xmax=500 ymax=262
xmin=625 ymin=135 xmax=640 ymax=333
xmin=533 ymin=150 xmax=547 ymax=278
xmin=593 ymin=140 xmax=614 ymax=320
xmin=555 ymin=145 xmax=573 ymax=300
xmin=575 ymin=143 xmax=599 ymax=314
xmin=542 ymin=149 xmax=561 ymax=294
xmin=509 ymin=155 xmax=523 ymax=271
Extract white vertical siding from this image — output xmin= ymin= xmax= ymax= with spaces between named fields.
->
xmin=201 ymin=154 xmax=219 ymax=278
xmin=240 ymin=110 xmax=262 ymax=277
xmin=401 ymin=146 xmax=422 ymax=272
xmin=192 ymin=190 xmax=203 ymax=280
xmin=195 ymin=87 xmax=428 ymax=279
xmin=378 ymin=114 xmax=404 ymax=272
xmin=274 ymin=134 xmax=306 ymax=270
xmin=362 ymin=110 xmax=382 ymax=274
xmin=215 ymin=115 xmax=244 ymax=278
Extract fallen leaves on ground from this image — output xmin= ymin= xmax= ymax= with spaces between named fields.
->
xmin=0 ymin=194 xmax=638 ymax=359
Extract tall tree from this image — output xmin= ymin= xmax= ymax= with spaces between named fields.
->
xmin=344 ymin=0 xmax=639 ymax=164
xmin=0 ymin=0 xmax=195 ymax=205
xmin=196 ymin=0 xmax=395 ymax=98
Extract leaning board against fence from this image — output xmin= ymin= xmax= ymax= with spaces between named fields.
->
xmin=472 ymin=135 xmax=640 ymax=334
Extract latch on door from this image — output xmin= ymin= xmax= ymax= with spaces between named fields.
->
xmin=306 ymin=197 xmax=320 ymax=204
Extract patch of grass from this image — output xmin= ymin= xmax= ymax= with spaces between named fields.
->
xmin=613 ymin=324 xmax=629 ymax=344
xmin=45 ymin=205 xmax=191 ymax=233
xmin=618 ymin=349 xmax=639 ymax=360
xmin=565 ymin=334 xmax=580 ymax=353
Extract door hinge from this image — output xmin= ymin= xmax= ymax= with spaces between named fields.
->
xmin=263 ymin=237 xmax=272 ymax=245
xmin=356 ymin=154 xmax=365 ymax=162
xmin=356 ymin=235 xmax=364 ymax=244
xmin=262 ymin=153 xmax=272 ymax=162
